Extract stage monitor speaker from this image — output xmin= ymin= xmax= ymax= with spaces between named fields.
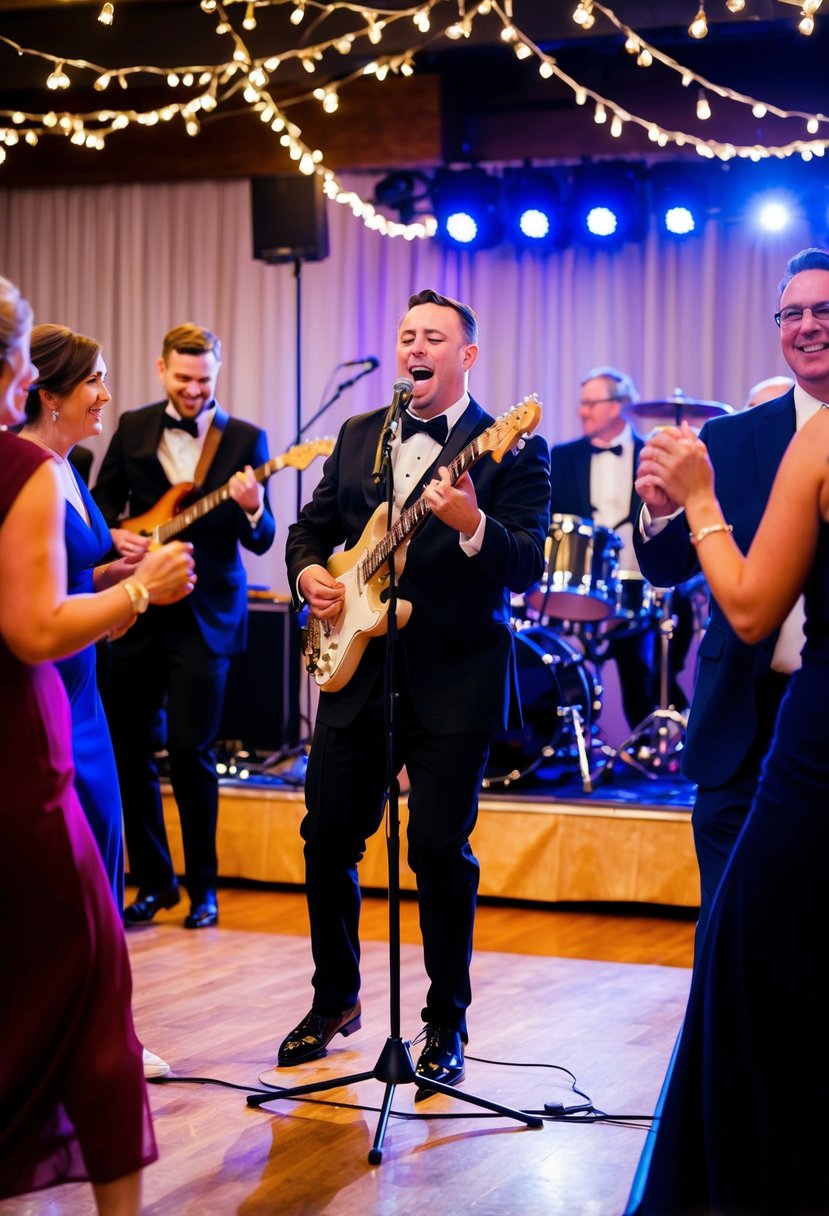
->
xmin=219 ymin=597 xmax=301 ymax=755
xmin=250 ymin=173 xmax=330 ymax=264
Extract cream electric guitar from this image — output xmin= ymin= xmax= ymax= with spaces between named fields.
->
xmin=304 ymin=396 xmax=542 ymax=692
xmin=122 ymin=438 xmax=335 ymax=544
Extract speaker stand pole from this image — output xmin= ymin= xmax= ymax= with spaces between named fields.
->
xmin=294 ymin=255 xmax=304 ymax=522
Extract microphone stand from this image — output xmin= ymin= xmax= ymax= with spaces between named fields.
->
xmin=294 ymin=362 xmax=378 ymax=445
xmin=249 ymin=398 xmax=543 ymax=1163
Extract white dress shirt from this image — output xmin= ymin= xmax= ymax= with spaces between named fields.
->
xmin=589 ymin=423 xmax=639 ymax=571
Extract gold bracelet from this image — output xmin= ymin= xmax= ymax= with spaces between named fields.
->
xmin=690 ymin=522 xmax=733 ymax=546
xmin=121 ymin=579 xmax=150 ymax=614
xmin=100 ymin=562 xmax=113 ymax=588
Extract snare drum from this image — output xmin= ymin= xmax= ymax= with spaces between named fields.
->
xmin=525 ymin=514 xmax=621 ymax=623
xmin=483 ymin=626 xmax=599 ymax=788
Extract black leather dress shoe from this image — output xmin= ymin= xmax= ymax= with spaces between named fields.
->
xmin=277 ymin=1002 xmax=362 ymax=1066
xmin=184 ymin=892 xmax=218 ymax=929
xmin=414 ymin=1025 xmax=465 ymax=1100
xmin=123 ymin=881 xmax=181 ymax=927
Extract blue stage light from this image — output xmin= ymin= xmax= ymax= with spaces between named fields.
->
xmin=650 ymin=163 xmax=709 ymax=239
xmin=431 ymin=168 xmax=503 ymax=250
xmin=569 ymin=162 xmax=648 ymax=246
xmin=445 ymin=211 xmax=478 ymax=244
xmin=502 ymin=167 xmax=563 ymax=249
xmin=586 ymin=205 xmax=619 ymax=237
xmin=665 ymin=205 xmax=696 ymax=235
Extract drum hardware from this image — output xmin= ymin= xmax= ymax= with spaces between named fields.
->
xmin=617 ymin=588 xmax=688 ymax=779
xmin=623 ymin=389 xmax=732 ymax=435
xmin=483 ymin=626 xmax=607 ymax=792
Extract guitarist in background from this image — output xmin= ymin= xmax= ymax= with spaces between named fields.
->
xmin=93 ymin=324 xmax=275 ymax=931
xmin=281 ymin=289 xmax=550 ymax=1094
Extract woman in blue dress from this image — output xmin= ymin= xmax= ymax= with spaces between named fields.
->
xmin=19 ymin=325 xmax=140 ymax=908
xmin=626 ymin=405 xmax=829 ymax=1215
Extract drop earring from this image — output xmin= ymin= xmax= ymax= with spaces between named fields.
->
xmin=51 ymin=409 xmax=60 ymax=424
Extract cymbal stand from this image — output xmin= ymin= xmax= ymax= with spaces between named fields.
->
xmin=617 ymin=589 xmax=687 ymax=779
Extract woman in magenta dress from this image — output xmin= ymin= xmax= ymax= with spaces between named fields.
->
xmin=0 ymin=274 xmax=194 ymax=1213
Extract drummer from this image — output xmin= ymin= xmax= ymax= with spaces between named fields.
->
xmin=549 ymin=367 xmax=692 ymax=728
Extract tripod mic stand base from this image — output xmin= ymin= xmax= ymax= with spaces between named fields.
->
xmin=617 ymin=708 xmax=688 ymax=780
xmin=248 ymin=1033 xmax=543 ymax=1165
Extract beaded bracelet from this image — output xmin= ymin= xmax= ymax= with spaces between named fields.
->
xmin=690 ymin=522 xmax=733 ymax=546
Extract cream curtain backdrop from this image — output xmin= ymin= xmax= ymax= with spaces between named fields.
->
xmin=0 ymin=174 xmax=807 ymax=595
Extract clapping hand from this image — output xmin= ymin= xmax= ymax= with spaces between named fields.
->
xmin=636 ymin=423 xmax=714 ymax=511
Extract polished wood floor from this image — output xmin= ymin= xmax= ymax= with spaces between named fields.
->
xmin=3 ymin=889 xmax=695 ymax=1216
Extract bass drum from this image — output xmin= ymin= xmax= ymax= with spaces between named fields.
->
xmin=483 ymin=626 xmax=598 ymax=789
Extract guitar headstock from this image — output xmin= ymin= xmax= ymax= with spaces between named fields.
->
xmin=283 ymin=438 xmax=336 ymax=470
xmin=482 ymin=395 xmax=543 ymax=463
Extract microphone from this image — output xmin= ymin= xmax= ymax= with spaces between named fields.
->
xmin=342 ymin=356 xmax=379 ymax=370
xmin=372 ymin=376 xmax=414 ymax=485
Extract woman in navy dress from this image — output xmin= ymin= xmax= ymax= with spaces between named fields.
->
xmin=18 ymin=325 xmax=135 ymax=907
xmin=0 ymin=276 xmax=194 ymax=1211
xmin=626 ymin=409 xmax=829 ymax=1215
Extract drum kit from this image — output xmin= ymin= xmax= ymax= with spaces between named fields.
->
xmin=483 ymin=392 xmax=730 ymax=794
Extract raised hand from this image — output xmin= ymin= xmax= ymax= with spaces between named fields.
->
xmin=134 ymin=540 xmax=196 ymax=605
xmin=641 ymin=422 xmax=714 ymax=510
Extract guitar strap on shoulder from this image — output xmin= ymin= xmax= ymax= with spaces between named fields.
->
xmin=193 ymin=411 xmax=228 ymax=489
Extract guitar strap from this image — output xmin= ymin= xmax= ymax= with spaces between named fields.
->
xmin=192 ymin=411 xmax=228 ymax=489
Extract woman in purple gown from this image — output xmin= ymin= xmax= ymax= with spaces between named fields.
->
xmin=0 ymin=274 xmax=194 ymax=1213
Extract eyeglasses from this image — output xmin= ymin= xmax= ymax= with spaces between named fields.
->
xmin=774 ymin=302 xmax=829 ymax=328
xmin=579 ymin=397 xmax=620 ymax=408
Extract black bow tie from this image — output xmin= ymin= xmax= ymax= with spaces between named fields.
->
xmin=400 ymin=412 xmax=449 ymax=446
xmin=162 ymin=413 xmax=199 ymax=438
xmin=589 ymin=442 xmax=623 ymax=457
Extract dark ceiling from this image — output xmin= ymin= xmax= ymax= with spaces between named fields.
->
xmin=0 ymin=0 xmax=828 ymax=186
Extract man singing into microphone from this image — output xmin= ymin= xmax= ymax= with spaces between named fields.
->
xmin=281 ymin=289 xmax=550 ymax=1094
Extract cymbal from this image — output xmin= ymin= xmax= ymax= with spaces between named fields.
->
xmin=624 ymin=393 xmax=732 ymax=430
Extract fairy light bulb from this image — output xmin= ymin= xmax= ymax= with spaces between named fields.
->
xmin=610 ymin=112 xmax=623 ymax=137
xmin=688 ymin=5 xmax=708 ymax=38
xmin=637 ymin=48 xmax=653 ymax=66
xmin=798 ymin=14 xmax=815 ymax=34
xmin=98 ymin=3 xmax=115 ymax=26
xmin=725 ymin=0 xmax=745 ymax=10
xmin=290 ymin=3 xmax=305 ymax=26
xmin=243 ymin=3 xmax=256 ymax=30
xmin=807 ymin=117 xmax=820 ymax=134
xmin=594 ymin=101 xmax=606 ymax=124
xmin=696 ymin=90 xmax=711 ymax=120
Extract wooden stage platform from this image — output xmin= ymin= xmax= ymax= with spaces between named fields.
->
xmin=161 ymin=769 xmax=700 ymax=908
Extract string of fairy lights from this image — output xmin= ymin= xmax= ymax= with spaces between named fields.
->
xmin=0 ymin=0 xmax=826 ymax=241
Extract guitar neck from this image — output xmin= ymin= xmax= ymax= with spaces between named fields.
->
xmin=157 ymin=456 xmax=280 ymax=542
xmin=362 ymin=438 xmax=484 ymax=582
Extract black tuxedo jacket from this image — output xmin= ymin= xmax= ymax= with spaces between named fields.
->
xmin=634 ymin=388 xmax=796 ymax=787
xmin=285 ymin=397 xmax=551 ymax=732
xmin=93 ymin=401 xmax=276 ymax=656
xmin=549 ymin=432 xmax=644 ymax=526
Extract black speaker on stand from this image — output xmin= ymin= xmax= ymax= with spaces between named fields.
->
xmin=250 ymin=172 xmax=330 ymax=521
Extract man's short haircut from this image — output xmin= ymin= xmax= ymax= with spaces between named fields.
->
xmin=580 ymin=365 xmax=639 ymax=406
xmin=777 ymin=247 xmax=829 ymax=301
xmin=161 ymin=323 xmax=222 ymax=364
xmin=405 ymin=289 xmax=479 ymax=345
